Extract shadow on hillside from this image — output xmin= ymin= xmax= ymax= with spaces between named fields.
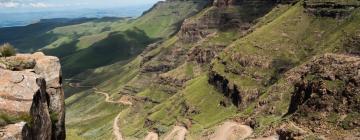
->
xmin=59 ymin=27 xmax=159 ymax=77
xmin=43 ymin=38 xmax=80 ymax=58
xmin=0 ymin=18 xmax=96 ymax=52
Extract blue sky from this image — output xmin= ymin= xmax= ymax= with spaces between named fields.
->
xmin=0 ymin=0 xmax=161 ymax=10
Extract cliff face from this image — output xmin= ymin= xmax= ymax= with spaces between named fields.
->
xmin=0 ymin=52 xmax=65 ymax=140
xmin=255 ymin=54 xmax=360 ymax=139
xmin=283 ymin=54 xmax=360 ymax=138
xmin=304 ymin=0 xmax=360 ymax=18
xmin=178 ymin=0 xmax=277 ymax=43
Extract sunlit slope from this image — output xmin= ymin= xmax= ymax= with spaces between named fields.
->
xmin=65 ymin=0 xmax=211 ymax=139
xmin=66 ymin=0 xmax=360 ymax=139
xmin=0 ymin=18 xmax=97 ymax=52
xmin=209 ymin=1 xmax=360 ymax=138
xmin=56 ymin=0 xmax=209 ymax=76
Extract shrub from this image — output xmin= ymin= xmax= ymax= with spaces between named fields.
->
xmin=0 ymin=43 xmax=16 ymax=57
xmin=343 ymin=32 xmax=360 ymax=55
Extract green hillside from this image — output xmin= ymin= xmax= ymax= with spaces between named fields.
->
xmin=0 ymin=18 xmax=98 ymax=52
xmin=1 ymin=0 xmax=359 ymax=139
xmin=1 ymin=1 xmax=209 ymax=77
xmin=65 ymin=0 xmax=360 ymax=139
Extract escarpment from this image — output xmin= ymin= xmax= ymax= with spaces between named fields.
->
xmin=178 ymin=0 xmax=278 ymax=43
xmin=304 ymin=0 xmax=360 ymax=17
xmin=208 ymin=71 xmax=242 ymax=107
xmin=286 ymin=54 xmax=360 ymax=134
xmin=0 ymin=52 xmax=65 ymax=140
xmin=250 ymin=54 xmax=360 ymax=139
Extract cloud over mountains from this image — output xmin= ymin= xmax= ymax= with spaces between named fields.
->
xmin=0 ymin=0 xmax=160 ymax=9
xmin=0 ymin=0 xmax=88 ymax=8
xmin=0 ymin=1 xmax=54 ymax=8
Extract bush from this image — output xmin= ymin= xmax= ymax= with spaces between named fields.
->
xmin=343 ymin=32 xmax=360 ymax=55
xmin=0 ymin=43 xmax=16 ymax=57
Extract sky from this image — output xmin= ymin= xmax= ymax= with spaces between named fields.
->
xmin=0 ymin=0 xmax=161 ymax=11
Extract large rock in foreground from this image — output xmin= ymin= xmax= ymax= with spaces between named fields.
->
xmin=0 ymin=52 xmax=65 ymax=140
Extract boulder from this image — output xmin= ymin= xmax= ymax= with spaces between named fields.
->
xmin=0 ymin=52 xmax=65 ymax=140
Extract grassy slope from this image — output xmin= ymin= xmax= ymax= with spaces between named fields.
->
xmin=46 ymin=0 xmax=208 ymax=77
xmin=131 ymin=1 xmax=360 ymax=138
xmin=65 ymin=1 xmax=210 ymax=139
xmin=66 ymin=0 xmax=360 ymax=139
xmin=1 ymin=1 xmax=208 ymax=78
xmin=66 ymin=1 xmax=268 ymax=139
xmin=211 ymin=1 xmax=360 ymax=137
xmin=0 ymin=18 xmax=98 ymax=52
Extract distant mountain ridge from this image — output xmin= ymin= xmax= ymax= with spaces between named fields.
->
xmin=0 ymin=5 xmax=153 ymax=28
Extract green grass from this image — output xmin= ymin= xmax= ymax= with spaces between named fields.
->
xmin=183 ymin=76 xmax=238 ymax=133
xmin=64 ymin=1 xmax=211 ymax=139
xmin=137 ymin=88 xmax=170 ymax=103
xmin=59 ymin=28 xmax=154 ymax=77
xmin=0 ymin=112 xmax=32 ymax=127
xmin=213 ymin=2 xmax=360 ymax=94
xmin=145 ymin=76 xmax=237 ymax=135
xmin=66 ymin=90 xmax=126 ymax=140
xmin=65 ymin=1 xmax=360 ymax=139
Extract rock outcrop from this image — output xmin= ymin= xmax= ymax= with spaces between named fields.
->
xmin=178 ymin=0 xmax=277 ymax=43
xmin=0 ymin=52 xmax=65 ymax=140
xmin=281 ymin=53 xmax=360 ymax=138
xmin=213 ymin=0 xmax=239 ymax=8
xmin=208 ymin=71 xmax=242 ymax=107
xmin=304 ymin=0 xmax=360 ymax=18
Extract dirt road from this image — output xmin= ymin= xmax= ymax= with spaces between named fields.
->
xmin=71 ymin=85 xmax=131 ymax=140
xmin=92 ymin=88 xmax=132 ymax=140
xmin=163 ymin=126 xmax=188 ymax=140
xmin=211 ymin=121 xmax=253 ymax=140
xmin=113 ymin=112 xmax=123 ymax=140
xmin=144 ymin=132 xmax=159 ymax=140
xmin=93 ymin=89 xmax=133 ymax=105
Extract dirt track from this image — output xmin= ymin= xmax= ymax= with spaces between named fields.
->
xmin=211 ymin=121 xmax=253 ymax=140
xmin=144 ymin=132 xmax=159 ymax=140
xmin=69 ymin=84 xmax=131 ymax=140
xmin=163 ymin=126 xmax=187 ymax=140
xmin=92 ymin=88 xmax=132 ymax=140
xmin=113 ymin=112 xmax=123 ymax=140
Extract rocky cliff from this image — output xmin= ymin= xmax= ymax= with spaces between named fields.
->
xmin=178 ymin=0 xmax=277 ymax=43
xmin=304 ymin=0 xmax=360 ymax=17
xmin=0 ymin=52 xmax=65 ymax=140
xmin=254 ymin=53 xmax=360 ymax=139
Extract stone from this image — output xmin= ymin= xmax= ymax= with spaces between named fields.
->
xmin=0 ymin=52 xmax=65 ymax=140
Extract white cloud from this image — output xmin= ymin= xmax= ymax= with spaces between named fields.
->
xmin=0 ymin=1 xmax=61 ymax=8
xmin=0 ymin=2 xmax=20 ymax=8
xmin=29 ymin=2 xmax=50 ymax=8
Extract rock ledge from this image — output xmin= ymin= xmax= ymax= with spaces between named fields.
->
xmin=0 ymin=52 xmax=65 ymax=140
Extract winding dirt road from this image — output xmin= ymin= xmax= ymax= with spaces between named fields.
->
xmin=113 ymin=112 xmax=123 ymax=140
xmin=163 ymin=126 xmax=188 ymax=140
xmin=92 ymin=88 xmax=133 ymax=140
xmin=93 ymin=88 xmax=133 ymax=105
xmin=252 ymin=135 xmax=279 ymax=140
xmin=211 ymin=121 xmax=253 ymax=140
xmin=68 ymin=82 xmax=92 ymax=88
xmin=144 ymin=132 xmax=159 ymax=140
xmin=69 ymin=83 xmax=131 ymax=140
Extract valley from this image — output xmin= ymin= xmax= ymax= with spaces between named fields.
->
xmin=0 ymin=0 xmax=359 ymax=140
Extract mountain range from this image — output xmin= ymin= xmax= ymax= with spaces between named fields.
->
xmin=0 ymin=0 xmax=359 ymax=139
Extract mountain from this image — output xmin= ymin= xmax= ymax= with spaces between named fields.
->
xmin=1 ymin=0 xmax=360 ymax=140
xmin=64 ymin=0 xmax=360 ymax=139
xmin=0 ymin=1 xmax=209 ymax=77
